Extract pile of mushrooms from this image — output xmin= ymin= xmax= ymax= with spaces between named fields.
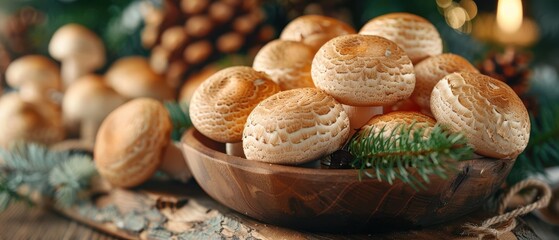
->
xmin=187 ymin=12 xmax=530 ymax=167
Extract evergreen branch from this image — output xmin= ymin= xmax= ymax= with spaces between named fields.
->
xmin=165 ymin=101 xmax=192 ymax=142
xmin=0 ymin=143 xmax=97 ymax=211
xmin=349 ymin=124 xmax=473 ymax=191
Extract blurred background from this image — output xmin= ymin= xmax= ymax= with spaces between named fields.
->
xmin=1 ymin=0 xmax=559 ymax=183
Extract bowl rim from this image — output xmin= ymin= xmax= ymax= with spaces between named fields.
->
xmin=181 ymin=128 xmax=503 ymax=179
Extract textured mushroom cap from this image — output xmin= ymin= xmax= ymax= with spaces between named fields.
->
xmin=63 ymin=75 xmax=127 ymax=123
xmin=253 ymin=40 xmax=315 ymax=90
xmin=412 ymin=54 xmax=478 ymax=112
xmin=430 ymin=72 xmax=530 ymax=159
xmin=280 ymin=15 xmax=355 ymax=51
xmin=48 ymin=24 xmax=105 ymax=68
xmin=312 ymin=34 xmax=415 ymax=106
xmin=359 ymin=12 xmax=442 ymax=64
xmin=0 ymin=93 xmax=64 ymax=147
xmin=243 ymin=88 xmax=350 ymax=165
xmin=105 ymin=56 xmax=174 ymax=101
xmin=189 ymin=66 xmax=280 ymax=143
xmin=94 ymin=98 xmax=172 ymax=188
xmin=360 ymin=111 xmax=436 ymax=138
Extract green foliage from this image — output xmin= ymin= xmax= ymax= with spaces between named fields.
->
xmin=349 ymin=124 xmax=473 ymax=191
xmin=0 ymin=143 xmax=97 ymax=211
xmin=165 ymin=101 xmax=192 ymax=142
xmin=507 ymin=104 xmax=559 ymax=184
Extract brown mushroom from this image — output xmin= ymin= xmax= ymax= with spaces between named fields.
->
xmin=412 ymin=53 xmax=478 ymax=115
xmin=279 ymin=15 xmax=356 ymax=52
xmin=95 ymin=98 xmax=189 ymax=187
xmin=48 ymin=24 xmax=105 ymax=88
xmin=5 ymin=55 xmax=62 ymax=104
xmin=105 ymin=56 xmax=175 ymax=101
xmin=189 ymin=66 xmax=280 ymax=156
xmin=430 ymin=72 xmax=530 ymax=159
xmin=358 ymin=111 xmax=436 ymax=139
xmin=359 ymin=13 xmax=442 ymax=64
xmin=243 ymin=88 xmax=350 ymax=165
xmin=252 ymin=40 xmax=315 ymax=90
xmin=311 ymin=34 xmax=416 ymax=131
xmin=62 ymin=74 xmax=127 ymax=145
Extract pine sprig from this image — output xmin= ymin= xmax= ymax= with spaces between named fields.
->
xmin=165 ymin=101 xmax=192 ymax=142
xmin=0 ymin=143 xmax=97 ymax=210
xmin=349 ymin=124 xmax=473 ymax=191
xmin=508 ymin=104 xmax=559 ymax=184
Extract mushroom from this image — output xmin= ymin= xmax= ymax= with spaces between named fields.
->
xmin=62 ymin=74 xmax=127 ymax=145
xmin=311 ymin=34 xmax=416 ymax=132
xmin=95 ymin=98 xmax=190 ymax=187
xmin=358 ymin=111 xmax=436 ymax=139
xmin=49 ymin=24 xmax=105 ymax=88
xmin=189 ymin=66 xmax=280 ymax=156
xmin=5 ymin=55 xmax=62 ymax=104
xmin=430 ymin=72 xmax=530 ymax=159
xmin=412 ymin=53 xmax=478 ymax=115
xmin=243 ymin=88 xmax=350 ymax=165
xmin=0 ymin=93 xmax=64 ymax=148
xmin=359 ymin=13 xmax=442 ymax=64
xmin=279 ymin=15 xmax=356 ymax=52
xmin=252 ymin=40 xmax=315 ymax=90
xmin=105 ymin=56 xmax=174 ymax=101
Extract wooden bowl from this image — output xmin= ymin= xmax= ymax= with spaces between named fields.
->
xmin=181 ymin=128 xmax=514 ymax=232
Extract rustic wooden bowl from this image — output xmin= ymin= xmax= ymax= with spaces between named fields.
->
xmin=181 ymin=128 xmax=514 ymax=232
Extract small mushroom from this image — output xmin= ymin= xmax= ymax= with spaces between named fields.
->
xmin=62 ymin=74 xmax=127 ymax=145
xmin=0 ymin=93 xmax=64 ymax=148
xmin=252 ymin=40 xmax=315 ymax=90
xmin=311 ymin=34 xmax=416 ymax=131
xmin=243 ymin=88 xmax=350 ymax=165
xmin=279 ymin=15 xmax=356 ymax=51
xmin=49 ymin=24 xmax=105 ymax=88
xmin=189 ymin=66 xmax=280 ymax=156
xmin=359 ymin=13 xmax=442 ymax=64
xmin=105 ymin=56 xmax=174 ymax=101
xmin=95 ymin=98 xmax=186 ymax=188
xmin=412 ymin=53 xmax=478 ymax=115
xmin=5 ymin=55 xmax=62 ymax=104
xmin=358 ymin=111 xmax=436 ymax=139
xmin=430 ymin=72 xmax=530 ymax=159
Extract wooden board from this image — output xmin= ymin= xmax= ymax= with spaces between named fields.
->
xmin=50 ymin=180 xmax=540 ymax=240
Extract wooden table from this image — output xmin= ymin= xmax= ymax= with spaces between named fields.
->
xmin=0 ymin=181 xmax=553 ymax=240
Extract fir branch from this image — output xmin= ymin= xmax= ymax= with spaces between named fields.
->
xmin=349 ymin=124 xmax=473 ymax=191
xmin=0 ymin=143 xmax=97 ymax=211
xmin=165 ymin=101 xmax=192 ymax=142
xmin=508 ymin=104 xmax=559 ymax=184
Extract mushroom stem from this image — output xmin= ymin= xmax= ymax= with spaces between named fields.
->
xmin=160 ymin=142 xmax=192 ymax=183
xmin=61 ymin=60 xmax=92 ymax=89
xmin=226 ymin=142 xmax=245 ymax=157
xmin=342 ymin=105 xmax=383 ymax=133
xmin=81 ymin=120 xmax=102 ymax=145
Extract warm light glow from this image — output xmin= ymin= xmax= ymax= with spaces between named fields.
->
xmin=497 ymin=0 xmax=523 ymax=33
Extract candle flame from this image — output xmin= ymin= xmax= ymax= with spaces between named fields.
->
xmin=497 ymin=0 xmax=523 ymax=33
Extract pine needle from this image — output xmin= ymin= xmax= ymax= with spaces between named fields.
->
xmin=349 ymin=124 xmax=473 ymax=191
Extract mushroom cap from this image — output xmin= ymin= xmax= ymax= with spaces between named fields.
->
xmin=359 ymin=12 xmax=442 ymax=64
xmin=105 ymin=56 xmax=175 ymax=101
xmin=63 ymin=75 xmax=127 ymax=123
xmin=94 ymin=98 xmax=172 ymax=188
xmin=279 ymin=15 xmax=356 ymax=51
xmin=5 ymin=55 xmax=61 ymax=92
xmin=0 ymin=93 xmax=64 ymax=147
xmin=412 ymin=54 xmax=478 ymax=113
xmin=430 ymin=72 xmax=530 ymax=159
xmin=189 ymin=66 xmax=280 ymax=143
xmin=360 ymin=111 xmax=436 ymax=139
xmin=48 ymin=24 xmax=105 ymax=69
xmin=311 ymin=34 xmax=415 ymax=106
xmin=252 ymin=40 xmax=315 ymax=90
xmin=243 ymin=88 xmax=350 ymax=165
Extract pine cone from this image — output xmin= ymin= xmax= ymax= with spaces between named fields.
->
xmin=140 ymin=0 xmax=276 ymax=89
xmin=0 ymin=7 xmax=45 ymax=54
xmin=478 ymin=48 xmax=532 ymax=96
xmin=279 ymin=0 xmax=354 ymax=25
